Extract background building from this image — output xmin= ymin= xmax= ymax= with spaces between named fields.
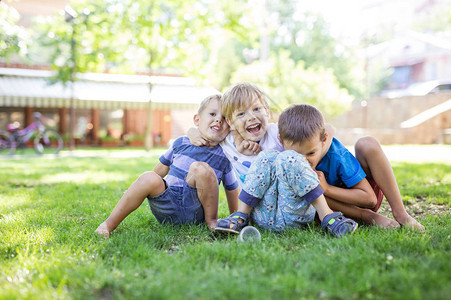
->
xmin=0 ymin=68 xmax=219 ymax=146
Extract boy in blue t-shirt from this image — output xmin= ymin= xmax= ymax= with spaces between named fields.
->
xmin=278 ymin=104 xmax=424 ymax=231
xmin=95 ymin=95 xmax=239 ymax=237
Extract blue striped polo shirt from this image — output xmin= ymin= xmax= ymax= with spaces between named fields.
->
xmin=159 ymin=136 xmax=238 ymax=191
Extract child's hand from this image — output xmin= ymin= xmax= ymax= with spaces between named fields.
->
xmin=240 ymin=140 xmax=262 ymax=155
xmin=315 ymin=170 xmax=329 ymax=194
xmin=195 ymin=137 xmax=212 ymax=147
xmin=233 ymin=130 xmax=261 ymax=155
xmin=187 ymin=127 xmax=211 ymax=147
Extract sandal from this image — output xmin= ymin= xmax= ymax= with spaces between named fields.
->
xmin=321 ymin=212 xmax=358 ymax=238
xmin=215 ymin=212 xmax=250 ymax=234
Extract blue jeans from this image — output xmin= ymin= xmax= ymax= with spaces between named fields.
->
xmin=147 ymin=180 xmax=204 ymax=225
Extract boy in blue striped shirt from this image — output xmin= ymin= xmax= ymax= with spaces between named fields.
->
xmin=95 ymin=95 xmax=239 ymax=237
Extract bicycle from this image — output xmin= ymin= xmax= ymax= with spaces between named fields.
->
xmin=0 ymin=112 xmax=64 ymax=155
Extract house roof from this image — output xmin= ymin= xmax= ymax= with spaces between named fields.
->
xmin=365 ymin=31 xmax=451 ymax=63
xmin=0 ymin=68 xmax=220 ymax=110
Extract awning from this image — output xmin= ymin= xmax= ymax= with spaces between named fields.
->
xmin=0 ymin=68 xmax=220 ymax=110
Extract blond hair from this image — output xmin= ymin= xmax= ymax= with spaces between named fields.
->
xmin=278 ymin=104 xmax=326 ymax=143
xmin=222 ymin=83 xmax=269 ymax=120
xmin=197 ymin=94 xmax=222 ymax=114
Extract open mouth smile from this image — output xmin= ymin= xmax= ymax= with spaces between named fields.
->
xmin=210 ymin=125 xmax=221 ymax=132
xmin=247 ymin=124 xmax=261 ymax=134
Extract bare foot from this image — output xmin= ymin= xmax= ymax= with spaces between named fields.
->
xmin=95 ymin=222 xmax=111 ymax=238
xmin=368 ymin=212 xmax=400 ymax=229
xmin=397 ymin=214 xmax=425 ymax=232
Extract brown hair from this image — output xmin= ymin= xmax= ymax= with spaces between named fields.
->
xmin=197 ymin=94 xmax=222 ymax=114
xmin=278 ymin=104 xmax=326 ymax=143
xmin=222 ymin=83 xmax=269 ymax=120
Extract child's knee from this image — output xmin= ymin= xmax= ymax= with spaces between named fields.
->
xmin=188 ymin=162 xmax=215 ymax=180
xmin=250 ymin=149 xmax=278 ymax=174
xmin=355 ymin=136 xmax=381 ymax=156
xmin=137 ymin=171 xmax=161 ymax=189
xmin=365 ymin=193 xmax=378 ymax=209
xmin=276 ymin=150 xmax=309 ymax=171
xmin=275 ymin=150 xmax=314 ymax=187
xmin=259 ymin=149 xmax=279 ymax=160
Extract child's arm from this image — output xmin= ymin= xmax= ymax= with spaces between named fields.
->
xmin=316 ymin=171 xmax=377 ymax=209
xmin=187 ymin=127 xmax=212 ymax=147
xmin=232 ymin=129 xmax=262 ymax=155
xmin=153 ymin=162 xmax=170 ymax=178
xmin=224 ymin=187 xmax=239 ymax=214
xmin=233 ymin=124 xmax=334 ymax=155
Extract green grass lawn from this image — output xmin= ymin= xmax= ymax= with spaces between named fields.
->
xmin=0 ymin=150 xmax=450 ymax=299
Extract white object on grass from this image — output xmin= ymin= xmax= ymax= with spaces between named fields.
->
xmin=237 ymin=226 xmax=261 ymax=243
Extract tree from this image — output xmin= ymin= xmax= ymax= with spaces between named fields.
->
xmin=32 ymin=1 xmax=131 ymax=83
xmin=119 ymin=0 xmax=251 ymax=148
xmin=0 ymin=2 xmax=29 ymax=62
xmin=214 ymin=0 xmax=364 ymax=102
xmin=32 ymin=0 xmax=249 ymax=149
xmin=413 ymin=3 xmax=451 ymax=37
xmin=269 ymin=4 xmax=363 ymax=99
xmin=231 ymin=51 xmax=352 ymax=119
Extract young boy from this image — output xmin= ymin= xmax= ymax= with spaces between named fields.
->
xmin=277 ymin=104 xmax=425 ymax=231
xmin=95 ymin=95 xmax=239 ymax=237
xmin=190 ymin=83 xmax=358 ymax=237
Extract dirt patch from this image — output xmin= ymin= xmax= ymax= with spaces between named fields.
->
xmin=378 ymin=196 xmax=450 ymax=219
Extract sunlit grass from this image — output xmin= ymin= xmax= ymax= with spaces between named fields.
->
xmin=40 ymin=171 xmax=129 ymax=184
xmin=0 ymin=150 xmax=450 ymax=299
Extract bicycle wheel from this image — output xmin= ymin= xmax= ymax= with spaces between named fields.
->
xmin=34 ymin=129 xmax=64 ymax=154
xmin=0 ymin=130 xmax=15 ymax=155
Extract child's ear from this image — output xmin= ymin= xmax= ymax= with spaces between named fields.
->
xmin=277 ymin=135 xmax=283 ymax=146
xmin=193 ymin=114 xmax=200 ymax=126
xmin=322 ymin=132 xmax=329 ymax=144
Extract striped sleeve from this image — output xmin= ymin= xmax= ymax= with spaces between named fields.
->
xmin=223 ymin=165 xmax=238 ymax=191
xmin=159 ymin=138 xmax=179 ymax=166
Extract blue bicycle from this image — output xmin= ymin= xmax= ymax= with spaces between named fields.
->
xmin=0 ymin=112 xmax=63 ymax=155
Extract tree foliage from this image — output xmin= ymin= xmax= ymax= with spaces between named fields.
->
xmin=31 ymin=0 xmax=252 ymax=148
xmin=265 ymin=0 xmax=363 ymax=98
xmin=30 ymin=0 xmax=355 ymax=119
xmin=214 ymin=0 xmax=363 ymax=109
xmin=412 ymin=4 xmax=451 ymax=36
xmin=231 ymin=51 xmax=352 ymax=119
xmin=32 ymin=0 xmax=250 ymax=81
xmin=0 ymin=3 xmax=29 ymax=62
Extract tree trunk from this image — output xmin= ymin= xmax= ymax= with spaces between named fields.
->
xmin=144 ymin=83 xmax=154 ymax=150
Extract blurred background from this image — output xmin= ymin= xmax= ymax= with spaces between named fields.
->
xmin=1 ymin=0 xmax=450 ymax=149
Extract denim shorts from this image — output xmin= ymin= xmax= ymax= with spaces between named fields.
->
xmin=147 ymin=180 xmax=204 ymax=225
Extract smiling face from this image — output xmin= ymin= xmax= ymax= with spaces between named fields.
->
xmin=194 ymin=98 xmax=230 ymax=146
xmin=227 ymin=97 xmax=269 ymax=142
xmin=282 ymin=132 xmax=328 ymax=169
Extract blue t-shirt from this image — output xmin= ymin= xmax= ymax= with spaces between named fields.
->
xmin=159 ymin=136 xmax=238 ymax=191
xmin=316 ymin=137 xmax=366 ymax=188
